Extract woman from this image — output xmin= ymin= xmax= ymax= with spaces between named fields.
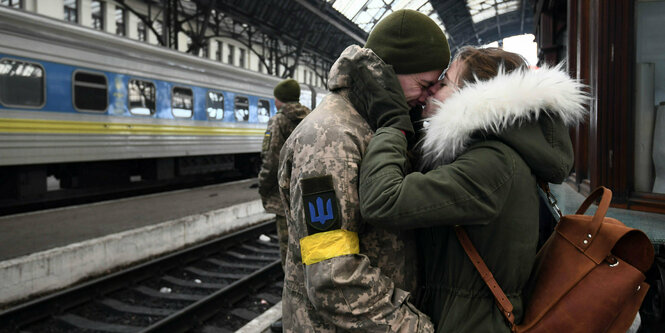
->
xmin=358 ymin=47 xmax=587 ymax=332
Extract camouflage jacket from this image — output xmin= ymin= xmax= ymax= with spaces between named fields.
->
xmin=258 ymin=102 xmax=310 ymax=215
xmin=277 ymin=45 xmax=433 ymax=332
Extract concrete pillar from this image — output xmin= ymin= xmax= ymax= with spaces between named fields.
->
xmin=127 ymin=11 xmax=138 ymax=40
xmin=249 ymin=51 xmax=256 ymax=71
xmin=211 ymin=39 xmax=219 ymax=61
xmin=148 ymin=23 xmax=159 ymax=45
xmin=80 ymin=0 xmax=92 ymax=28
xmin=221 ymin=38 xmax=229 ymax=64
xmin=35 ymin=0 xmax=63 ymax=20
xmin=177 ymin=32 xmax=188 ymax=52
xmin=24 ymin=0 xmax=36 ymax=12
xmin=104 ymin=0 xmax=115 ymax=34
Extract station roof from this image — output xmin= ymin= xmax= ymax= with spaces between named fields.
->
xmin=197 ymin=0 xmax=534 ymax=61
xmin=329 ymin=0 xmax=535 ymax=50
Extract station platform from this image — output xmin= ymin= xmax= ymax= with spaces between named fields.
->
xmin=551 ymin=183 xmax=665 ymax=245
xmin=0 ymin=179 xmax=274 ymax=306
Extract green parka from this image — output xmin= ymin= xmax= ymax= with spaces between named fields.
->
xmin=359 ymin=67 xmax=587 ymax=332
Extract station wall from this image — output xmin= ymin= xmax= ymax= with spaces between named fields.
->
xmin=636 ymin=0 xmax=665 ymax=106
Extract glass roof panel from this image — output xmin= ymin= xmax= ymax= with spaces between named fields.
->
xmin=467 ymin=0 xmax=520 ymax=23
xmin=327 ymin=0 xmax=448 ymax=36
xmin=326 ymin=0 xmax=526 ymax=43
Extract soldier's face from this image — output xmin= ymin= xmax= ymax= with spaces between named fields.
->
xmin=274 ymin=99 xmax=284 ymax=110
xmin=423 ymin=60 xmax=463 ymax=118
xmin=397 ymin=69 xmax=442 ymax=108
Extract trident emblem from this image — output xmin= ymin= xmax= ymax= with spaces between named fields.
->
xmin=308 ymin=197 xmax=334 ymax=226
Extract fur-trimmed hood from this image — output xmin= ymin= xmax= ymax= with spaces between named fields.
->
xmin=421 ymin=66 xmax=588 ymax=182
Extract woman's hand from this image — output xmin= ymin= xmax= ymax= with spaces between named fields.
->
xmin=349 ymin=64 xmax=415 ymax=138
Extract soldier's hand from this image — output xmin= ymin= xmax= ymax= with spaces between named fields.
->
xmin=349 ymin=64 xmax=415 ymax=139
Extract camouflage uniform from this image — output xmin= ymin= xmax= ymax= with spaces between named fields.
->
xmin=258 ymin=102 xmax=310 ymax=267
xmin=277 ymin=45 xmax=433 ymax=332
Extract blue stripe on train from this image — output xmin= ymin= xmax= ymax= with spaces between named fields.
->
xmin=0 ymin=53 xmax=277 ymax=123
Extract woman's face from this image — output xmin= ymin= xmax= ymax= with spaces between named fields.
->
xmin=423 ymin=59 xmax=464 ymax=118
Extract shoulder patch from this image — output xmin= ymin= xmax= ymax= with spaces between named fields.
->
xmin=262 ymin=131 xmax=271 ymax=152
xmin=300 ymin=175 xmax=340 ymax=235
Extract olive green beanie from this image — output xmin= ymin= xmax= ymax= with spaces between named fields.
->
xmin=273 ymin=78 xmax=300 ymax=103
xmin=365 ymin=9 xmax=450 ymax=74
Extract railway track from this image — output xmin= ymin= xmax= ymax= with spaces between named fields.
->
xmin=0 ymin=220 xmax=283 ymax=332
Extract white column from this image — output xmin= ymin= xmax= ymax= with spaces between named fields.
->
xmin=127 ymin=11 xmax=138 ymax=39
xmin=80 ymin=0 xmax=92 ymax=27
xmin=220 ymin=38 xmax=228 ymax=63
xmin=177 ymin=32 xmax=189 ymax=52
xmin=104 ymin=0 xmax=115 ymax=34
xmin=148 ymin=24 xmax=159 ymax=45
xmin=35 ymin=0 xmax=63 ymax=19
xmin=248 ymin=50 xmax=256 ymax=71
xmin=211 ymin=39 xmax=219 ymax=61
xmin=24 ymin=0 xmax=36 ymax=12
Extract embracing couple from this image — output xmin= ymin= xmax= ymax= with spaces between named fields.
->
xmin=277 ymin=9 xmax=587 ymax=333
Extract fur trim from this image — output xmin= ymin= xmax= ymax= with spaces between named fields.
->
xmin=421 ymin=64 xmax=588 ymax=165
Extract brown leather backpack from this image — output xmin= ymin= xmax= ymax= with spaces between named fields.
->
xmin=456 ymin=186 xmax=655 ymax=332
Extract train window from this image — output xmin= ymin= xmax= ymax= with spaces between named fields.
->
xmin=2 ymin=0 xmax=22 ymax=9
xmin=234 ymin=96 xmax=249 ymax=122
xmin=172 ymin=87 xmax=193 ymax=118
xmin=91 ymin=0 xmax=104 ymax=30
xmin=0 ymin=58 xmax=45 ymax=108
xmin=115 ymin=7 xmax=126 ymax=36
xmin=227 ymin=44 xmax=235 ymax=66
xmin=258 ymin=99 xmax=270 ymax=123
xmin=73 ymin=71 xmax=107 ymax=112
xmin=137 ymin=21 xmax=146 ymax=42
xmin=128 ymin=79 xmax=155 ymax=116
xmin=206 ymin=91 xmax=224 ymax=120
xmin=299 ymin=88 xmax=312 ymax=110
xmin=64 ymin=0 xmax=77 ymax=23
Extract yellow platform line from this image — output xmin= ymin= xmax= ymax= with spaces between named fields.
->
xmin=0 ymin=118 xmax=265 ymax=136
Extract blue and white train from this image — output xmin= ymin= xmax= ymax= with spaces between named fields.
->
xmin=0 ymin=6 xmax=326 ymax=198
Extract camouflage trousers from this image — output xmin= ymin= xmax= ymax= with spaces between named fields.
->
xmin=275 ymin=215 xmax=288 ymax=268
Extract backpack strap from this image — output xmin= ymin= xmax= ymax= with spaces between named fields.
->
xmin=455 ymin=226 xmax=517 ymax=332
xmin=537 ymin=181 xmax=562 ymax=221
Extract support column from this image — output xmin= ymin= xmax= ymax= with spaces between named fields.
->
xmin=104 ymin=0 xmax=115 ymax=34
xmin=80 ymin=0 xmax=92 ymax=28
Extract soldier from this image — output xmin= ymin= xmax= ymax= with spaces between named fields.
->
xmin=258 ymin=78 xmax=311 ymax=268
xmin=278 ymin=10 xmax=450 ymax=332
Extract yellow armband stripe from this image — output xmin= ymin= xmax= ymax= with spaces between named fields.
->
xmin=300 ymin=229 xmax=359 ymax=265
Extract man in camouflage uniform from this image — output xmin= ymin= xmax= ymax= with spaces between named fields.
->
xmin=277 ymin=10 xmax=450 ymax=332
xmin=258 ymin=78 xmax=311 ymax=268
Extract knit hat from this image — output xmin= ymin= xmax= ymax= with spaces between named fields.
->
xmin=365 ymin=9 xmax=450 ymax=74
xmin=273 ymin=78 xmax=300 ymax=103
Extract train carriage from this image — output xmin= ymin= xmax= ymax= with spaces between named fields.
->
xmin=0 ymin=6 xmax=326 ymax=200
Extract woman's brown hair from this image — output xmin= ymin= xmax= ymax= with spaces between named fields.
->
xmin=453 ymin=46 xmax=528 ymax=86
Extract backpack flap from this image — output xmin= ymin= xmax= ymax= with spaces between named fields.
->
xmin=519 ymin=187 xmax=654 ymax=333
xmin=557 ymin=215 xmax=654 ymax=271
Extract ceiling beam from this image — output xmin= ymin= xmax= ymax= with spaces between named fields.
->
xmin=430 ymin=0 xmax=481 ymax=49
xmin=293 ymin=0 xmax=367 ymax=44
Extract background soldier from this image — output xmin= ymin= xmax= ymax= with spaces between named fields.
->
xmin=258 ymin=78 xmax=311 ymax=268
xmin=278 ymin=10 xmax=450 ymax=332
